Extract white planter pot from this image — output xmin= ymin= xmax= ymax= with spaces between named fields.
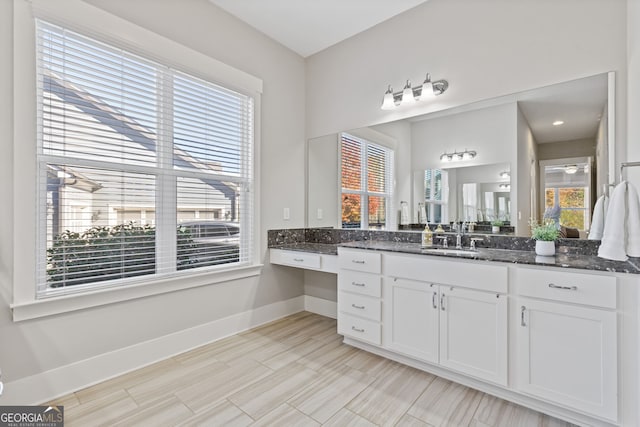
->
xmin=535 ymin=240 xmax=555 ymax=256
xmin=492 ymin=226 xmax=500 ymax=233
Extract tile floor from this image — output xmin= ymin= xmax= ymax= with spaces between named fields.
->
xmin=46 ymin=312 xmax=577 ymax=426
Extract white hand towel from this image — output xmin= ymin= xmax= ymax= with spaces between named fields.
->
xmin=626 ymin=182 xmax=640 ymax=257
xmin=588 ymin=194 xmax=607 ymax=240
xmin=598 ymin=181 xmax=628 ymax=261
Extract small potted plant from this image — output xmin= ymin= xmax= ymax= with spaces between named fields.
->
xmin=490 ymin=220 xmax=503 ymax=233
xmin=530 ymin=221 xmax=560 ymax=256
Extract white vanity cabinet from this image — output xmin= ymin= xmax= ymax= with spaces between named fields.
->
xmin=382 ymin=254 xmax=508 ymax=386
xmin=515 ymin=267 xmax=618 ymax=422
xmin=336 ymin=248 xmax=382 ymax=345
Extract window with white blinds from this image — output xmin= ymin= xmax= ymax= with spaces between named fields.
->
xmin=340 ymin=133 xmax=393 ymax=230
xmin=36 ymin=20 xmax=254 ymax=296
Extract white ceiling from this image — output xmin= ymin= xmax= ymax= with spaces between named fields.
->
xmin=208 ymin=0 xmax=429 ymax=57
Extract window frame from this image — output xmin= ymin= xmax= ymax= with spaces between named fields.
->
xmin=339 ymin=132 xmax=394 ymax=230
xmin=11 ymin=0 xmax=263 ymax=320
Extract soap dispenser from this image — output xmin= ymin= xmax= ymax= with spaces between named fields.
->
xmin=421 ymin=224 xmax=433 ymax=248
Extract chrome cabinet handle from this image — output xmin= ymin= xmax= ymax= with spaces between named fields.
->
xmin=521 ymin=306 xmax=526 ymax=327
xmin=351 ymin=303 xmax=365 ymax=310
xmin=351 ymin=260 xmax=366 ymax=264
xmin=432 ymin=292 xmax=438 ymax=309
xmin=548 ymin=283 xmax=578 ymax=291
xmin=440 ymin=293 xmax=445 ymax=311
xmin=293 ymin=258 xmax=304 ymax=262
xmin=351 ymin=281 xmax=365 ymax=287
xmin=351 ymin=326 xmax=365 ymax=333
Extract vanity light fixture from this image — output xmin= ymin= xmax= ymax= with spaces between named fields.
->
xmin=440 ymin=149 xmax=476 ymax=162
xmin=499 ymin=171 xmax=510 ymax=179
xmin=499 ymin=183 xmax=511 ymax=190
xmin=381 ymin=73 xmax=449 ymax=110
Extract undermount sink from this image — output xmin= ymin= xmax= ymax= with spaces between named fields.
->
xmin=421 ymin=247 xmax=479 ymax=256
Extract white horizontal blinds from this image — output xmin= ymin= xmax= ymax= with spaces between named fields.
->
xmin=172 ymin=71 xmax=253 ymax=267
xmin=173 ymin=72 xmax=252 ymax=177
xmin=36 ymin=19 xmax=254 ymax=296
xmin=38 ymin=21 xmax=158 ymax=167
xmin=42 ymin=165 xmax=156 ymax=290
xmin=340 ymin=133 xmax=393 ymax=230
xmin=341 ymin=134 xmax=362 ymax=191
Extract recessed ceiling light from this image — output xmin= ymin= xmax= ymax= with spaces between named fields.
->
xmin=552 ymin=120 xmax=564 ymax=126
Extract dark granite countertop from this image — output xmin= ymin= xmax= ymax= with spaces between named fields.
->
xmin=339 ymin=241 xmax=640 ymax=274
xmin=267 ymin=228 xmax=640 ymax=275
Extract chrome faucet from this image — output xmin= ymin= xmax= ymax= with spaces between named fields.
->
xmin=470 ymin=237 xmax=484 ymax=251
xmin=436 ymin=236 xmax=448 ymax=248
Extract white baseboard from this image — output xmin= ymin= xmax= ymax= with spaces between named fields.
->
xmin=304 ymin=295 xmax=337 ymax=319
xmin=0 ymin=295 xmax=305 ymax=406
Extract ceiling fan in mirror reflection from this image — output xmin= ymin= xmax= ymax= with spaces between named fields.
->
xmin=381 ymin=73 xmax=449 ymax=110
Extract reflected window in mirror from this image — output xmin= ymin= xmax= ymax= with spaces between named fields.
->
xmin=424 ymin=169 xmax=448 ymax=223
xmin=340 ymin=133 xmax=394 ymax=229
xmin=542 ymin=159 xmax=592 ymax=232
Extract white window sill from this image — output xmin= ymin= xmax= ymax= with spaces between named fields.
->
xmin=10 ymin=264 xmax=263 ymax=322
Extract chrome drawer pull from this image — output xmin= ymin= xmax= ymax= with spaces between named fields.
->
xmin=351 ymin=282 xmax=365 ymax=287
xmin=521 ymin=306 xmax=526 ymax=327
xmin=351 ymin=260 xmax=366 ymax=264
xmin=432 ymin=291 xmax=438 ymax=309
xmin=548 ymin=283 xmax=578 ymax=291
xmin=293 ymin=258 xmax=304 ymax=262
xmin=440 ymin=293 xmax=445 ymax=311
xmin=351 ymin=304 xmax=365 ymax=310
xmin=351 ymin=326 xmax=365 ymax=333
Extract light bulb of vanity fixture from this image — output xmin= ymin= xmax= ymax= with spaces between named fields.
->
xmin=499 ymin=171 xmax=510 ymax=178
xmin=401 ymin=80 xmax=415 ymax=105
xmin=420 ymin=73 xmax=435 ymax=100
xmin=462 ymin=150 xmax=476 ymax=160
xmin=381 ymin=85 xmax=395 ymax=110
xmin=440 ymin=153 xmax=451 ymax=162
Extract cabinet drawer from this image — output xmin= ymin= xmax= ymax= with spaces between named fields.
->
xmin=338 ymin=313 xmax=381 ymax=345
xmin=338 ymin=270 xmax=382 ymax=297
xmin=338 ymin=248 xmax=381 ymax=273
xmin=384 ymin=253 xmax=507 ymax=293
xmin=338 ymin=291 xmax=381 ymax=321
xmin=515 ymin=267 xmax=616 ymax=309
xmin=270 ymin=249 xmax=320 ymax=269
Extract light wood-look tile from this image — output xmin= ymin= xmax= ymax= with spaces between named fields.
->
xmin=228 ymin=362 xmax=318 ymax=420
xmin=408 ymin=377 xmax=484 ymax=427
xmin=289 ymin=364 xmax=375 ymax=423
xmin=470 ymin=394 xmax=578 ymax=427
xmin=322 ymin=408 xmax=378 ymax=427
xmin=347 ymin=363 xmax=435 ymax=426
xmin=44 ymin=312 xmax=580 ymax=427
xmin=396 ymin=413 xmax=435 ymax=427
xmin=175 ymin=358 xmax=273 ymax=413
xmin=250 ymin=403 xmax=319 ymax=427
xmin=176 ymin=399 xmax=253 ymax=427
xmin=111 ymin=395 xmax=193 ymax=427
xmin=63 ymin=389 xmax=138 ymax=427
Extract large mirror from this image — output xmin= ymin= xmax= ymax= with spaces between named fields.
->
xmin=307 ymin=72 xmax=614 ymax=238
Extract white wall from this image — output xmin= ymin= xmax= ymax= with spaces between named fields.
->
xmin=0 ymin=0 xmax=306 ymax=402
xmin=516 ymin=106 xmax=538 ymax=231
xmin=306 ymin=0 xmax=627 ymax=175
xmin=629 ymin=0 xmax=640 ymax=186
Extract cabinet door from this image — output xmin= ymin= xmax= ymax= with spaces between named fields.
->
xmin=516 ymin=298 xmax=617 ymax=421
xmin=383 ymin=278 xmax=439 ymax=363
xmin=440 ymin=286 xmax=507 ymax=386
